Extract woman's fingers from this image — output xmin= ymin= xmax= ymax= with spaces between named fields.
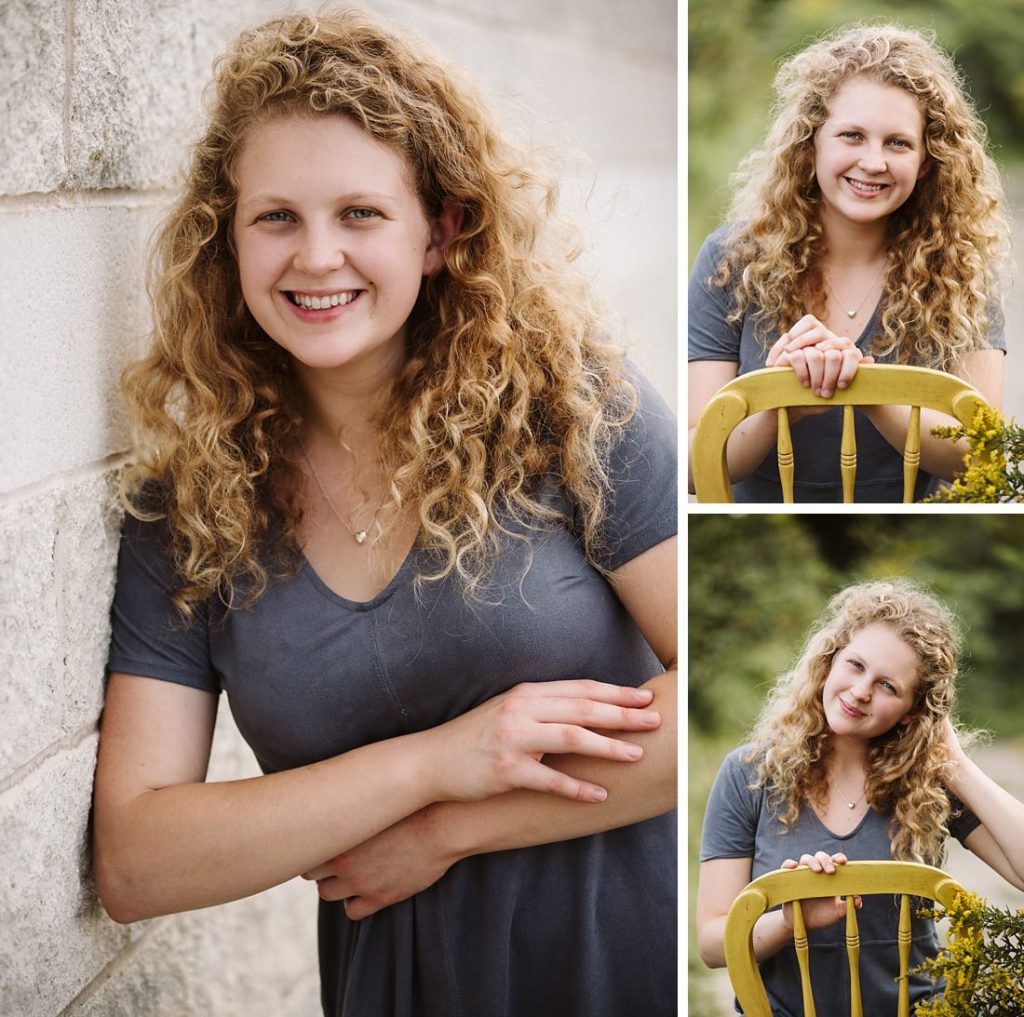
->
xmin=514 ymin=696 xmax=661 ymax=732
xmin=804 ymin=348 xmax=825 ymax=395
xmin=835 ymin=348 xmax=863 ymax=390
xmin=511 ymin=680 xmax=654 ymax=709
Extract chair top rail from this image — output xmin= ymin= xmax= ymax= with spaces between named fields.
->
xmin=741 ymin=861 xmax=965 ymax=911
xmin=709 ymin=365 xmax=986 ymax=417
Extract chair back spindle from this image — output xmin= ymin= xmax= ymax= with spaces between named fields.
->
xmin=777 ymin=408 xmax=795 ymax=503
xmin=845 ymin=895 xmax=863 ymax=1017
xmin=897 ymin=894 xmax=912 ymax=1017
xmin=792 ymin=900 xmax=816 ymax=1017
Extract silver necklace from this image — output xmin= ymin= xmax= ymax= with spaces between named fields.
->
xmin=302 ymin=451 xmax=385 ymax=546
xmin=832 ymin=778 xmax=867 ymax=810
xmin=825 ymin=264 xmax=885 ymax=319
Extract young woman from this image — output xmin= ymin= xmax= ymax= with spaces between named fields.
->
xmin=697 ymin=580 xmax=1024 ymax=1015
xmin=688 ymin=24 xmax=1009 ymax=502
xmin=92 ymin=10 xmax=677 ymax=1017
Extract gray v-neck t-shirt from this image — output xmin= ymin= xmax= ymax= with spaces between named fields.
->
xmin=688 ymin=227 xmax=1006 ymax=503
xmin=700 ymin=746 xmax=981 ymax=1017
xmin=107 ymin=374 xmax=678 ymax=1017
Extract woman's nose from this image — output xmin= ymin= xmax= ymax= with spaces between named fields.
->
xmin=293 ymin=225 xmax=346 ymax=276
xmin=850 ymin=676 xmax=873 ymax=701
xmin=857 ymin=146 xmax=887 ymax=175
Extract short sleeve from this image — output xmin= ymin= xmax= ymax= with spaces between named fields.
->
xmin=107 ymin=512 xmax=220 ymax=694
xmin=946 ymin=790 xmax=982 ymax=845
xmin=688 ymin=227 xmax=743 ymax=362
xmin=700 ymin=746 xmax=763 ymax=861
xmin=589 ymin=367 xmax=677 ymax=572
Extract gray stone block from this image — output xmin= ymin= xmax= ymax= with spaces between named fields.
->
xmin=0 ymin=469 xmax=122 ymax=781
xmin=0 ymin=735 xmax=143 ymax=1017
xmin=0 ymin=0 xmax=66 ymax=195
xmin=0 ymin=201 xmax=158 ymax=494
xmin=71 ymin=881 xmax=318 ymax=1017
xmin=68 ymin=0 xmax=198 ymax=190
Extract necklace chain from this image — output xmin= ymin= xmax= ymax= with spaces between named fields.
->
xmin=825 ymin=263 xmax=885 ymax=320
xmin=832 ymin=778 xmax=867 ymax=811
xmin=302 ymin=450 xmax=387 ymax=546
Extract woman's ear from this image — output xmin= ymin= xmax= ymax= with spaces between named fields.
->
xmin=423 ymin=199 xmax=464 ymax=276
xmin=898 ymin=711 xmax=919 ymax=727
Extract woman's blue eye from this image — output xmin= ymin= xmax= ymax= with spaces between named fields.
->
xmin=259 ymin=211 xmax=292 ymax=222
xmin=347 ymin=208 xmax=379 ymax=220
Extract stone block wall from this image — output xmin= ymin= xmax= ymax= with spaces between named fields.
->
xmin=0 ymin=2 xmax=675 ymax=1014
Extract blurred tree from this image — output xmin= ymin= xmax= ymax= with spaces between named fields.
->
xmin=687 ymin=514 xmax=834 ymax=734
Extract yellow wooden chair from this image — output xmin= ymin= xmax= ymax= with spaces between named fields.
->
xmin=724 ymin=860 xmax=966 ymax=1017
xmin=691 ymin=364 xmax=990 ymax=503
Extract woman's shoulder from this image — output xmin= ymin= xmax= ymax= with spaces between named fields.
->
xmin=692 ymin=223 xmax=742 ymax=275
xmin=715 ymin=743 xmax=764 ymax=786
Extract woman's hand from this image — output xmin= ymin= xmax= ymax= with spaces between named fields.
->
xmin=779 ymin=852 xmax=861 ymax=931
xmin=418 ymin=680 xmax=661 ymax=804
xmin=303 ymin=806 xmax=449 ymax=919
xmin=767 ymin=315 xmax=874 ymax=399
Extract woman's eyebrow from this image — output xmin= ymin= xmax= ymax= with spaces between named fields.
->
xmin=239 ymin=190 xmax=399 ymax=210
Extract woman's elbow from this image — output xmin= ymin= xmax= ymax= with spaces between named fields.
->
xmin=92 ymin=838 xmax=155 ymax=925
xmin=696 ymin=923 xmax=727 ymax=968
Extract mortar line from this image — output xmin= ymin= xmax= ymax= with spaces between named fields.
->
xmin=63 ymin=0 xmax=73 ymax=173
xmin=0 ymin=722 xmax=99 ymax=798
xmin=56 ymin=918 xmax=170 ymax=1016
xmin=0 ymin=452 xmax=130 ymax=507
xmin=0 ymin=188 xmax=174 ymax=214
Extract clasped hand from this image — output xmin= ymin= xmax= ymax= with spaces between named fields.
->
xmin=767 ymin=315 xmax=874 ymax=401
xmin=779 ymin=852 xmax=862 ymax=931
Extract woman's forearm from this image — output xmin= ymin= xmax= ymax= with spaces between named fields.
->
xmin=688 ymin=413 xmax=779 ymax=494
xmin=947 ymin=752 xmax=1024 ymax=888
xmin=426 ymin=671 xmax=676 ymax=863
xmin=94 ymin=729 xmax=440 ymax=922
xmin=861 ymin=405 xmax=971 ymax=481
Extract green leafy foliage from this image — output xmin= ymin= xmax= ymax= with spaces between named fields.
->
xmin=927 ymin=405 xmax=1024 ymax=503
xmin=913 ymin=892 xmax=1024 ymax=1016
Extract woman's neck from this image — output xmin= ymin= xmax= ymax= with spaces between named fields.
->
xmin=294 ymin=350 xmax=402 ymax=443
xmin=827 ymin=734 xmax=869 ymax=776
xmin=819 ymin=208 xmax=889 ymax=269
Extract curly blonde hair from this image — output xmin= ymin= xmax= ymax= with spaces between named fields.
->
xmin=714 ymin=23 xmax=1008 ymax=370
xmin=747 ymin=579 xmax=965 ymax=865
xmin=121 ymin=7 xmax=634 ymax=612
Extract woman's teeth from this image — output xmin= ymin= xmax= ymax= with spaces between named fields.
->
xmin=290 ymin=291 xmax=359 ymax=310
xmin=846 ymin=178 xmax=886 ymax=193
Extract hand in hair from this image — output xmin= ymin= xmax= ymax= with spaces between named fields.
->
xmin=779 ymin=852 xmax=862 ymax=931
xmin=767 ymin=314 xmax=874 ymax=401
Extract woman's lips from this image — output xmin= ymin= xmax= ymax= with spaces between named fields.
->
xmin=839 ymin=698 xmax=867 ymax=718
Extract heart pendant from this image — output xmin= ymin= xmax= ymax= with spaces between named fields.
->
xmin=355 ymin=531 xmax=368 ymax=544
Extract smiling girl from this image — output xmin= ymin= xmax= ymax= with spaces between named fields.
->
xmin=696 ymin=580 xmax=1024 ymax=1015
xmin=688 ymin=24 xmax=1009 ymax=502
xmin=91 ymin=10 xmax=676 ymax=1017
